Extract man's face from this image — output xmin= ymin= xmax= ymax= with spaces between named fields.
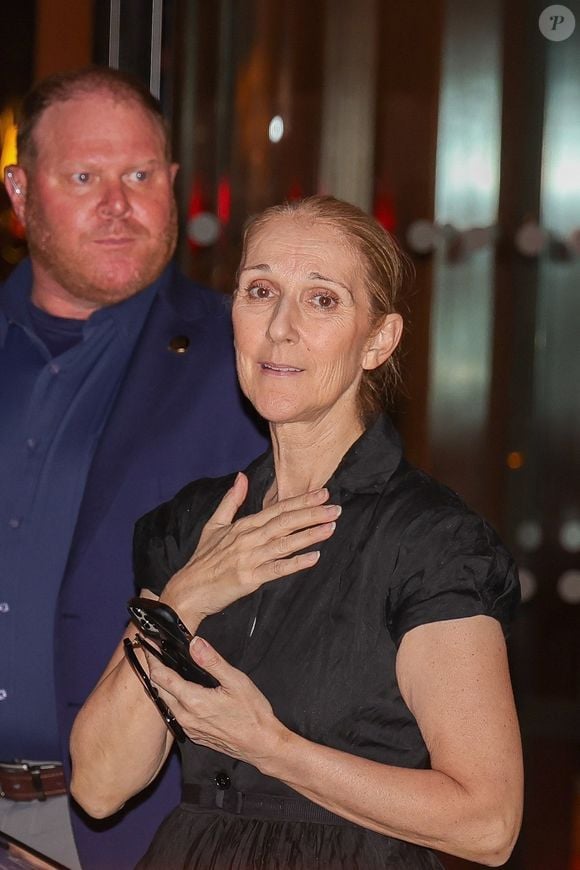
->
xmin=9 ymin=91 xmax=178 ymax=314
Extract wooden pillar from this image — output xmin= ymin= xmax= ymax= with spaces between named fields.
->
xmin=34 ymin=0 xmax=93 ymax=80
xmin=374 ymin=0 xmax=445 ymax=470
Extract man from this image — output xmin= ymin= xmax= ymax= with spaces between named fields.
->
xmin=0 ymin=67 xmax=266 ymax=870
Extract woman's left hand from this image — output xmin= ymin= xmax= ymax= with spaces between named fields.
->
xmin=144 ymin=637 xmax=286 ymax=766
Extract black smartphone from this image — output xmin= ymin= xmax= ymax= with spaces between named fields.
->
xmin=127 ymin=596 xmax=219 ymax=688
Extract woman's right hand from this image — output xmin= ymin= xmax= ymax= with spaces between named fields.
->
xmin=159 ymin=472 xmax=340 ymax=630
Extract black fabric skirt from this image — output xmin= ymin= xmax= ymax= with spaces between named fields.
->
xmin=135 ymin=804 xmax=445 ymax=870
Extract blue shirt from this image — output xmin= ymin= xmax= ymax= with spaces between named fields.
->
xmin=0 ymin=259 xmax=158 ymax=758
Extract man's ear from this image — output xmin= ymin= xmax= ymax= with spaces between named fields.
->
xmin=4 ymin=165 xmax=27 ymax=224
xmin=362 ymin=313 xmax=404 ymax=371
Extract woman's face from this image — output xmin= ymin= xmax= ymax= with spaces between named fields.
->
xmin=233 ymin=215 xmax=387 ymax=429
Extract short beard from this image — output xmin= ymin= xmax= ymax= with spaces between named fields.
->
xmin=24 ymin=189 xmax=178 ymax=308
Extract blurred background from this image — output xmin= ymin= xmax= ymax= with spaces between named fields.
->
xmin=1 ymin=1 xmax=578 ymax=867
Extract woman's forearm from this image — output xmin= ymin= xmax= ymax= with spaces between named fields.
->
xmin=258 ymin=727 xmax=520 ymax=866
xmin=248 ymin=618 xmax=523 ymax=866
xmin=70 ymin=640 xmax=173 ymax=818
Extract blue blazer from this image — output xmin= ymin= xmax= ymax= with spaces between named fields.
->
xmin=53 ymin=263 xmax=267 ymax=869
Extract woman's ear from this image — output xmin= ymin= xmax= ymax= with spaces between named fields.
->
xmin=362 ymin=313 xmax=403 ymax=371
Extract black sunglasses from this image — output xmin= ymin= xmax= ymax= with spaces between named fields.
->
xmin=123 ymin=636 xmax=186 ymax=743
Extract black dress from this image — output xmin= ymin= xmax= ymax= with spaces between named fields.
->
xmin=133 ymin=416 xmax=519 ymax=869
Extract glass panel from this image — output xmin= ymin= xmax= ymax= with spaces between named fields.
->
xmin=428 ymin=0 xmax=502 ymax=506
xmin=507 ymin=15 xmax=580 ymax=698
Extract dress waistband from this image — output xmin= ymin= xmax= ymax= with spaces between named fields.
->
xmin=182 ymin=783 xmax=350 ymax=826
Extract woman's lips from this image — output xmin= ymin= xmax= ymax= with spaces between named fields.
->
xmin=260 ymin=362 xmax=304 ymax=374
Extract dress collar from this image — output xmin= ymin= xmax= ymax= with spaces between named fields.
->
xmin=244 ymin=414 xmax=404 ymax=510
xmin=330 ymin=414 xmax=403 ymax=494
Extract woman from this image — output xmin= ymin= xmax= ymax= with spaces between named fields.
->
xmin=71 ymin=196 xmax=523 ymax=869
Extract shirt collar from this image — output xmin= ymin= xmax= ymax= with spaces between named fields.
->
xmin=0 ymin=258 xmax=33 ymax=341
xmin=82 ymin=274 xmax=161 ymax=343
xmin=245 ymin=414 xmax=404 ymax=508
xmin=0 ymin=258 xmax=172 ymax=347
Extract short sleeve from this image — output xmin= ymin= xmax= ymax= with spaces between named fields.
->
xmin=132 ymin=474 xmax=236 ymax=597
xmin=386 ymin=509 xmax=520 ymax=648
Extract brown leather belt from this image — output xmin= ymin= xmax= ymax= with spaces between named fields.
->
xmin=0 ymin=761 xmax=66 ymax=801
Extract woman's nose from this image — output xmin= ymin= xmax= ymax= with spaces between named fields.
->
xmin=266 ymin=299 xmax=300 ymax=344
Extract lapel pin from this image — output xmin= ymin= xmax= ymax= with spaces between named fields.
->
xmin=168 ymin=335 xmax=190 ymax=354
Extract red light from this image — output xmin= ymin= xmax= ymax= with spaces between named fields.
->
xmin=217 ymin=178 xmax=231 ymax=224
xmin=287 ymin=181 xmax=303 ymax=201
xmin=374 ymin=192 xmax=397 ymax=232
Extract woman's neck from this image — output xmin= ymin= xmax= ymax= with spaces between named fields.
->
xmin=266 ymin=414 xmax=365 ymax=505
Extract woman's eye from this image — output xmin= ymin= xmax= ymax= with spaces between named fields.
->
xmin=129 ymin=170 xmax=148 ymax=182
xmin=311 ymin=292 xmax=337 ymax=309
xmin=72 ymin=172 xmax=91 ymax=185
xmin=247 ymin=284 xmax=273 ymax=300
